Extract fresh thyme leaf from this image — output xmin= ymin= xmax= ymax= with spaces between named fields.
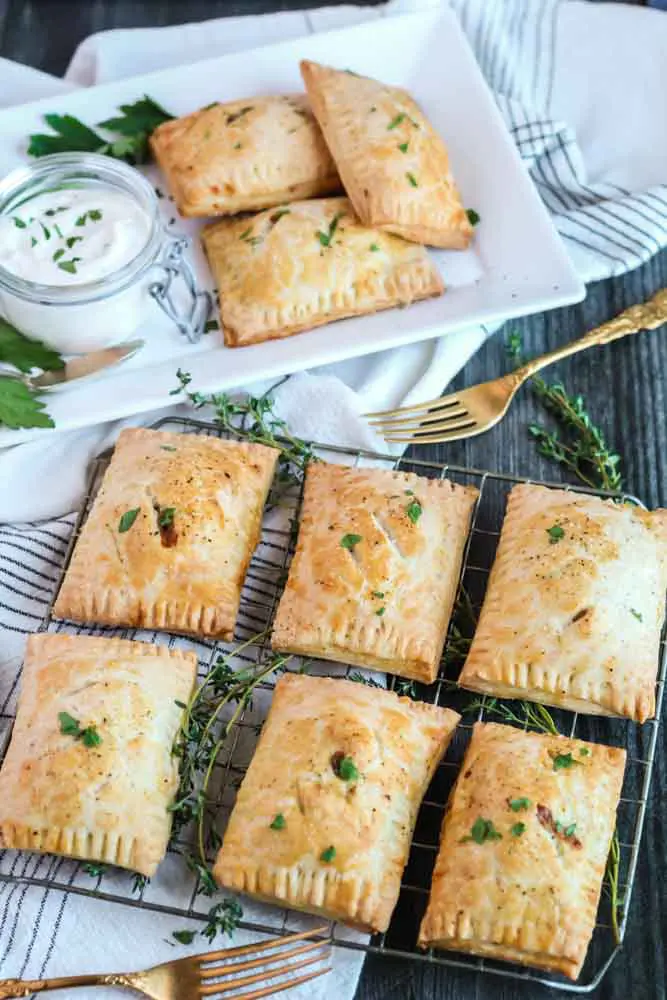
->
xmin=511 ymin=822 xmax=526 ymax=837
xmin=406 ymin=172 xmax=418 ymax=187
xmin=0 ymin=378 xmax=55 ymax=429
xmin=630 ymin=608 xmax=643 ymax=622
xmin=270 ymin=813 xmax=286 ymax=830
xmin=82 ymin=862 xmax=106 ymax=877
xmin=201 ymin=899 xmax=243 ymax=942
xmin=159 ymin=506 xmax=176 ymax=529
xmin=462 ymin=817 xmax=502 ymax=844
xmin=406 ymin=499 xmax=422 ymax=524
xmin=0 ymin=318 xmax=64 ymax=374
xmin=509 ymin=797 xmax=531 ymax=812
xmin=466 ymin=208 xmax=480 ymax=226
xmin=546 ymin=524 xmax=564 ymax=543
xmin=387 ymin=113 xmax=406 ymax=130
xmin=320 ymin=846 xmax=336 ymax=863
xmin=551 ymin=751 xmax=581 ymax=771
xmin=341 ymin=533 xmax=362 ymax=550
xmin=398 ymin=142 xmax=409 ymax=153
xmin=443 ymin=586 xmax=477 ymax=673
xmin=173 ymin=930 xmax=196 ymax=945
xmin=118 ymin=508 xmax=140 ymax=533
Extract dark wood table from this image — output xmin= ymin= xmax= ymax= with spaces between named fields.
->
xmin=1 ymin=1 xmax=664 ymax=998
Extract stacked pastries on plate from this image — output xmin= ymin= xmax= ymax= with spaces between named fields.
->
xmin=150 ymin=64 xmax=473 ymax=348
xmin=1 ymin=428 xmax=666 ymax=981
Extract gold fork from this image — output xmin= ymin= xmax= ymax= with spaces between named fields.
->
xmin=0 ymin=926 xmax=331 ymax=999
xmin=366 ymin=288 xmax=667 ymax=445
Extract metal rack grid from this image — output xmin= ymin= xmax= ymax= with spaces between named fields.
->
xmin=0 ymin=415 xmax=664 ymax=994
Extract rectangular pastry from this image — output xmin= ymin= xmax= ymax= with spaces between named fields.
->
xmin=214 ymin=673 xmax=460 ymax=931
xmin=202 ymin=196 xmax=444 ymax=347
xmin=0 ymin=633 xmax=197 ymax=877
xmin=53 ymin=428 xmax=278 ymax=638
xmin=271 ymin=462 xmax=478 ymax=682
xmin=150 ymin=94 xmax=340 ymax=217
xmin=300 ymin=61 xmax=473 ymax=249
xmin=418 ymin=721 xmax=626 ymax=980
xmin=459 ymin=484 xmax=667 ymax=721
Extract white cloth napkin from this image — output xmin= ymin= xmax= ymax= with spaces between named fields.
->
xmin=0 ymin=2 xmax=666 ymax=996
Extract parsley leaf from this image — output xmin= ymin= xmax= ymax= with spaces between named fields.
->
xmin=334 ymin=756 xmax=359 ymax=782
xmin=58 ymin=711 xmax=102 ymax=748
xmin=341 ymin=533 xmax=362 ymax=550
xmin=551 ymin=751 xmax=581 ymax=771
xmin=320 ymin=846 xmax=336 ymax=863
xmin=0 ymin=379 xmax=54 ymax=429
xmin=316 ymin=211 xmax=344 ymax=248
xmin=172 ymin=930 xmax=196 ymax=945
xmin=630 ymin=608 xmax=643 ymax=622
xmin=564 ymin=822 xmax=577 ymax=837
xmin=58 ymin=259 xmax=81 ymax=275
xmin=12 ymin=217 xmax=27 ymax=229
xmin=376 ymin=606 xmax=386 ymax=616
xmin=509 ymin=797 xmax=531 ymax=812
xmin=462 ymin=817 xmax=502 ymax=844
xmin=388 ymin=113 xmax=406 ymax=130
xmin=546 ymin=524 xmax=564 ymax=543
xmin=579 ymin=747 xmax=590 ymax=757
xmin=118 ymin=508 xmax=140 ymax=533
xmin=81 ymin=727 xmax=102 ymax=748
xmin=28 ymin=113 xmax=106 ymax=157
xmin=398 ymin=142 xmax=409 ymax=153
xmin=270 ymin=813 xmax=286 ymax=830
xmin=406 ymin=172 xmax=418 ymax=187
xmin=466 ymin=208 xmax=481 ymax=226
xmin=372 ymin=591 xmax=385 ymax=598
xmin=406 ymin=499 xmax=422 ymax=524
xmin=0 ymin=318 xmax=64 ymax=374
xmin=511 ymin=822 xmax=526 ymax=837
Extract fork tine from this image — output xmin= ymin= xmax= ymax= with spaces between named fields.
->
xmin=382 ymin=415 xmax=477 ymax=439
xmin=230 ymin=965 xmax=332 ymax=1000
xmin=199 ymin=926 xmax=329 ymax=964
xmin=200 ymin=952 xmax=330 ymax=996
xmin=364 ymin=394 xmax=458 ymax=419
xmin=383 ymin=422 xmax=487 ymax=444
xmin=370 ymin=406 xmax=470 ymax=432
xmin=200 ymin=940 xmax=325 ymax=978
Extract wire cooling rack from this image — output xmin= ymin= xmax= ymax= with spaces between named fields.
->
xmin=0 ymin=415 xmax=664 ymax=994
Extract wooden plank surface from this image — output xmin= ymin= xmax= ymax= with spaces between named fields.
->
xmin=0 ymin=2 xmax=665 ymax=998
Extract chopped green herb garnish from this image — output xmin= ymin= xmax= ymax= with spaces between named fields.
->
xmin=118 ymin=507 xmax=140 ymax=533
xmin=76 ymin=210 xmax=102 ymax=227
xmin=52 ymin=249 xmax=65 ymax=262
xmin=630 ymin=608 xmax=643 ymax=622
xmin=66 ymin=236 xmax=82 ymax=249
xmin=226 ymin=106 xmax=254 ymax=126
xmin=58 ymin=711 xmax=102 ymax=748
xmin=387 ymin=113 xmax=406 ymax=130
xmin=159 ymin=506 xmax=176 ymax=529
xmin=369 ymin=105 xmax=377 ymax=112
xmin=341 ymin=533 xmax=362 ymax=551
xmin=546 ymin=524 xmax=564 ymax=543
xmin=376 ymin=606 xmax=386 ymax=616
xmin=466 ymin=208 xmax=480 ymax=226
xmin=369 ymin=243 xmax=380 ymax=252
xmin=40 ymin=222 xmax=51 ymax=240
xmin=405 ymin=489 xmax=414 ymax=495
xmin=81 ymin=727 xmax=102 ymax=748
xmin=406 ymin=172 xmax=418 ymax=187
xmin=172 ymin=930 xmax=196 ymax=945
xmin=89 ymin=209 xmax=102 ymax=221
xmin=54 ymin=224 xmax=64 ymax=239
xmin=160 ymin=445 xmax=177 ymax=452
xmin=551 ymin=751 xmax=581 ymax=771
xmin=239 ymin=228 xmax=252 ymax=241
xmin=398 ymin=142 xmax=409 ymax=153
xmin=334 ymin=756 xmax=359 ymax=782
xmin=316 ymin=211 xmax=344 ymax=248
xmin=30 ymin=237 xmax=37 ymax=247
xmin=461 ymin=817 xmax=502 ymax=844
xmin=270 ymin=813 xmax=286 ymax=830
xmin=564 ymin=823 xmax=577 ymax=837
xmin=270 ymin=209 xmax=291 ymax=223
xmin=57 ymin=258 xmax=80 ymax=274
xmin=579 ymin=747 xmax=590 ymax=757
xmin=82 ymin=862 xmax=106 ymax=877
xmin=234 ymin=142 xmax=242 ymax=150
xmin=12 ymin=217 xmax=26 ymax=229
xmin=320 ymin=846 xmax=336 ymax=863
xmin=204 ymin=320 xmax=219 ymax=333
xmin=406 ymin=499 xmax=422 ymax=524
xmin=372 ymin=591 xmax=385 ymax=599
xmin=511 ymin=822 xmax=526 ymax=837
xmin=509 ymin=797 xmax=531 ymax=812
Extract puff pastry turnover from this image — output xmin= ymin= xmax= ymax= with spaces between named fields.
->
xmin=214 ymin=673 xmax=459 ymax=931
xmin=53 ymin=428 xmax=278 ymax=638
xmin=0 ymin=634 xmax=197 ymax=876
xmin=418 ymin=722 xmax=626 ymax=980
xmin=202 ymin=196 xmax=443 ymax=347
xmin=150 ymin=94 xmax=340 ymax=217
xmin=300 ymin=61 xmax=473 ymax=249
xmin=459 ymin=484 xmax=667 ymax=721
xmin=271 ymin=462 xmax=478 ymax=682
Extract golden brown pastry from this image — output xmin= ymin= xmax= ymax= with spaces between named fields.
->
xmin=418 ymin=722 xmax=626 ymax=980
xmin=202 ymin=196 xmax=444 ymax=347
xmin=271 ymin=462 xmax=478 ymax=682
xmin=459 ymin=484 xmax=667 ymax=721
xmin=0 ymin=633 xmax=197 ymax=877
xmin=214 ymin=673 xmax=460 ymax=931
xmin=150 ymin=94 xmax=340 ymax=216
xmin=53 ymin=428 xmax=278 ymax=638
xmin=300 ymin=61 xmax=473 ymax=248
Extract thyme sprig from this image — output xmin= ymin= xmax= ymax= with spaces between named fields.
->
xmin=443 ymin=586 xmax=477 ymax=673
xmin=171 ymin=370 xmax=316 ymax=489
xmin=506 ymin=332 xmax=622 ymax=491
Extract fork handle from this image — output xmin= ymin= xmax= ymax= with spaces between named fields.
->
xmin=516 ymin=287 xmax=667 ymax=380
xmin=0 ymin=973 xmax=139 ymax=997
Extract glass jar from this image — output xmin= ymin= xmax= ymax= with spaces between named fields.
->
xmin=0 ymin=152 xmax=211 ymax=353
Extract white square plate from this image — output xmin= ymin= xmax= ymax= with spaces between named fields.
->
xmin=0 ymin=8 xmax=584 ymax=445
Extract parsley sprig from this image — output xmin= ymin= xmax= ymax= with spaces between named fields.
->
xmin=0 ymin=319 xmax=64 ymax=429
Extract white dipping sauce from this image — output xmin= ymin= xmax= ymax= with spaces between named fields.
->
xmin=0 ymin=189 xmax=151 ymax=286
